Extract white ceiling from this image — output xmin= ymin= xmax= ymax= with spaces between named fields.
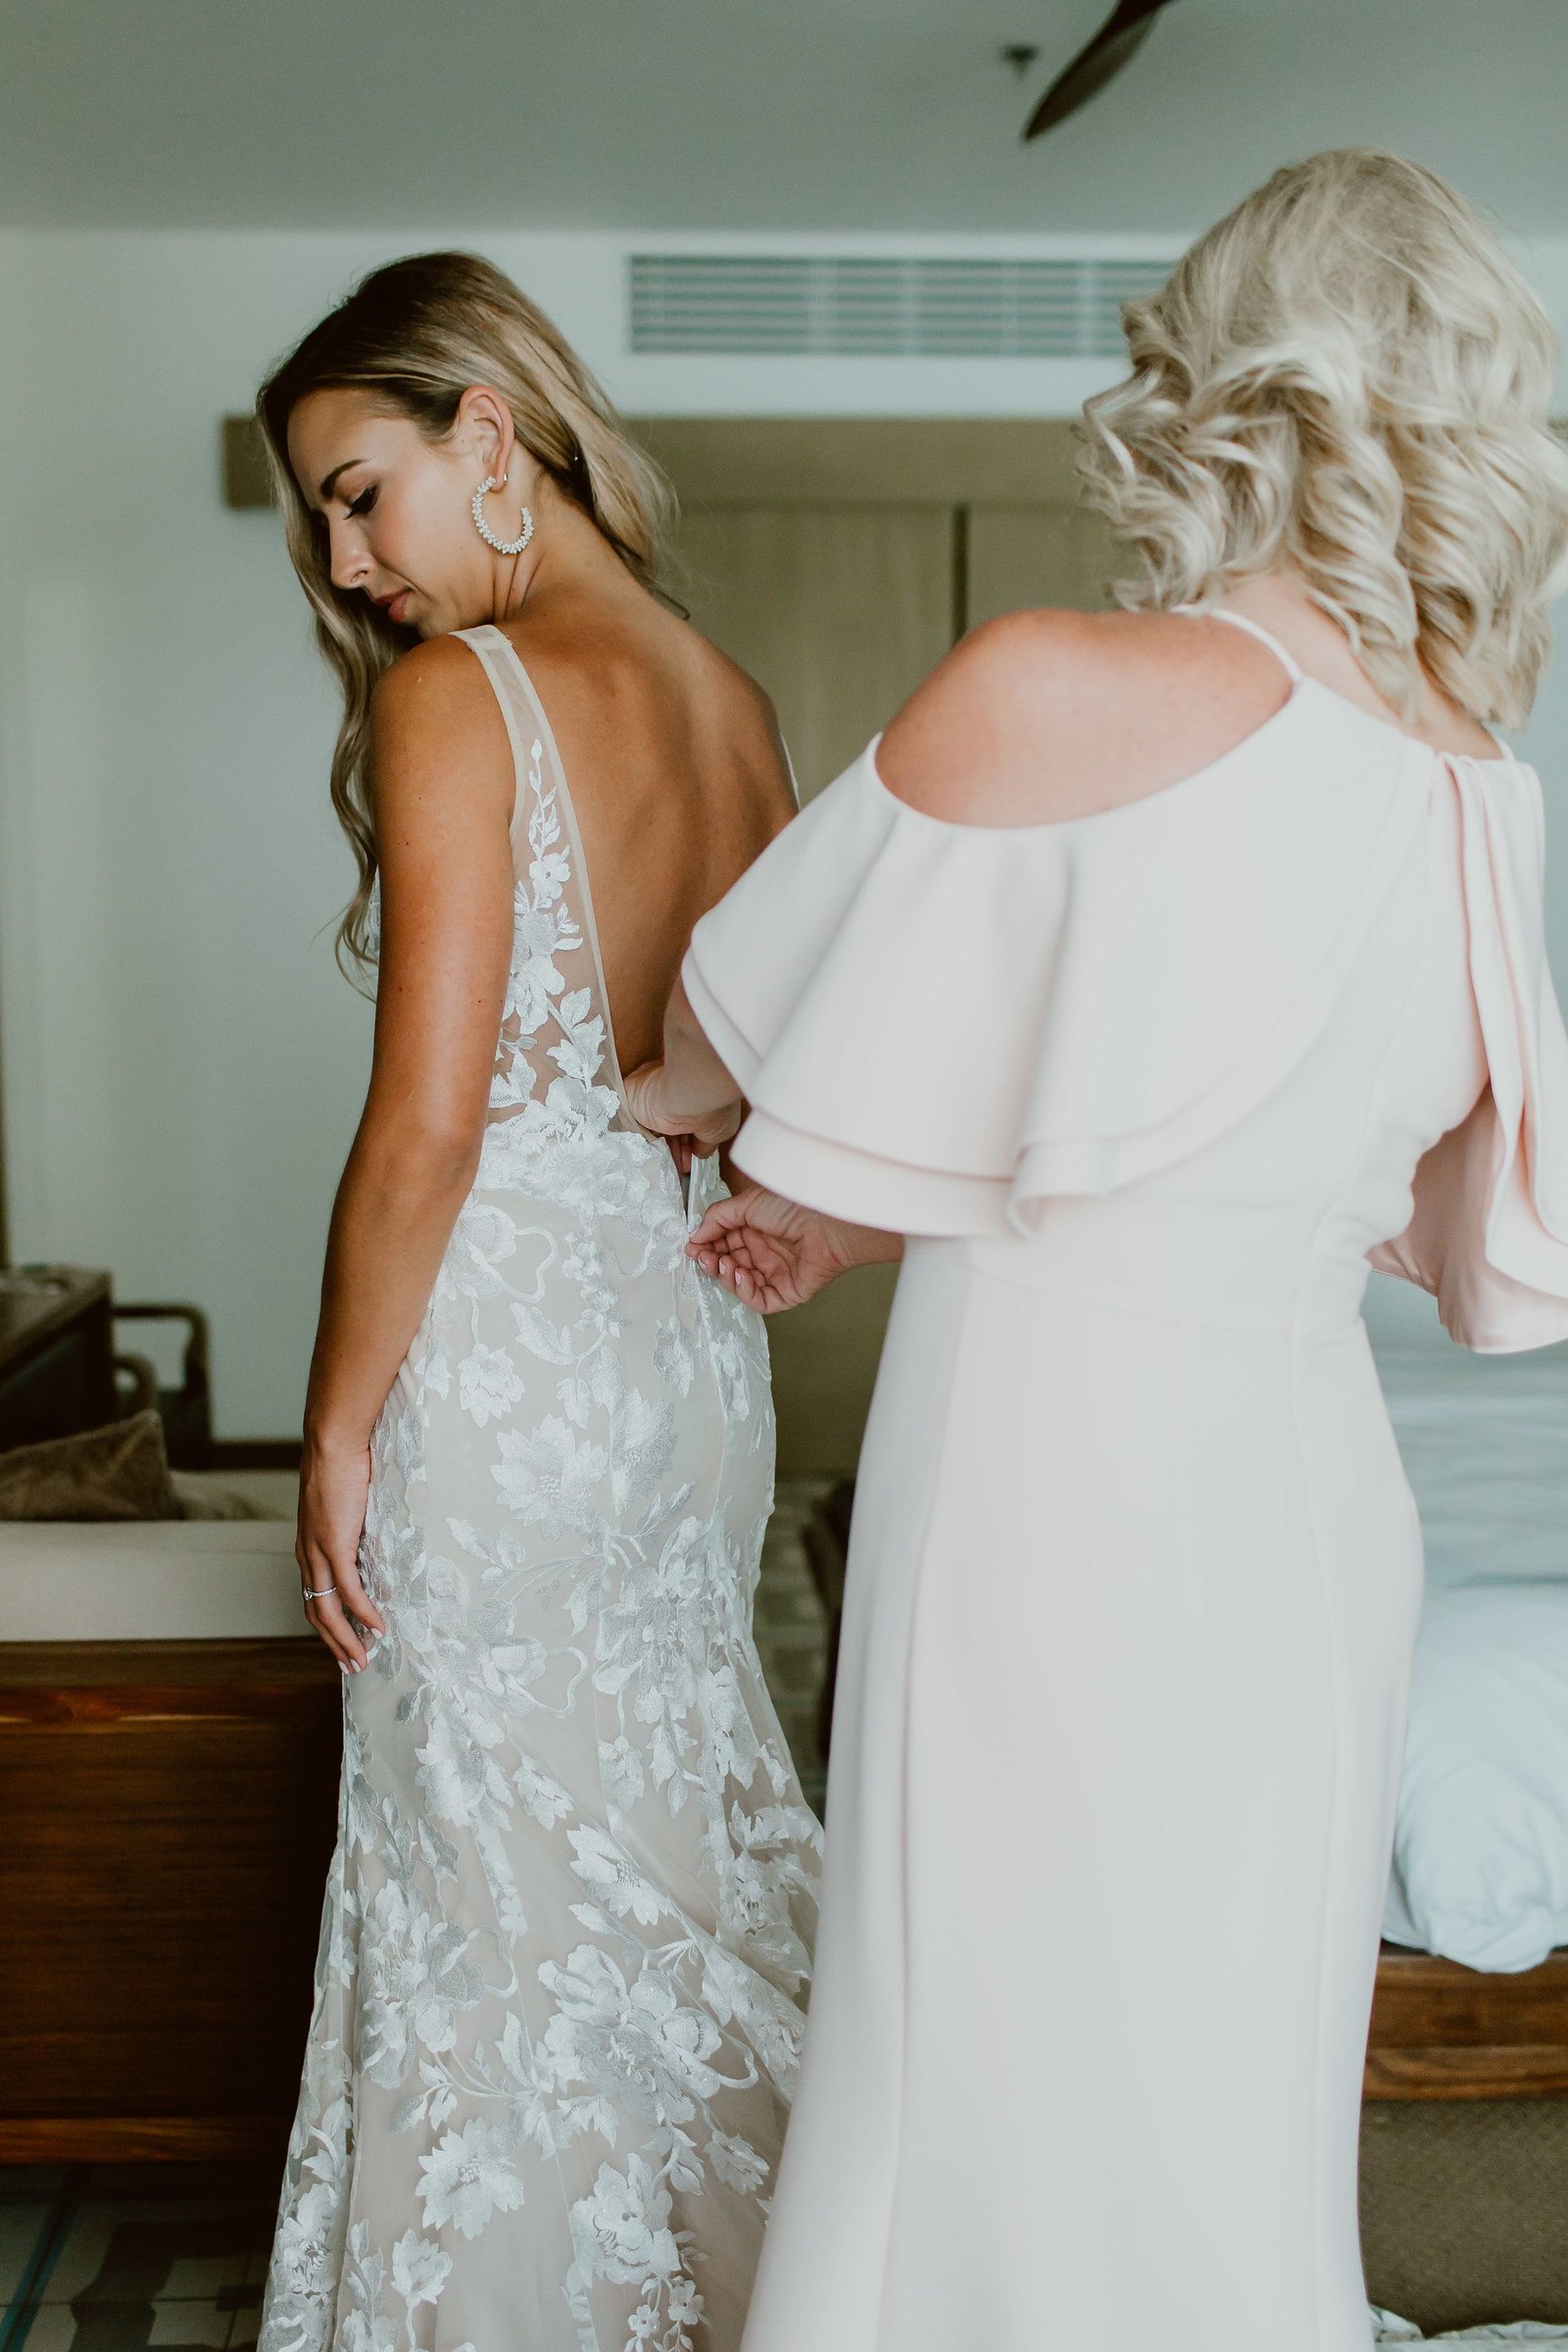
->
xmin=0 ymin=0 xmax=1559 ymax=237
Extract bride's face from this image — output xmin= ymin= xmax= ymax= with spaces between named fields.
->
xmin=287 ymin=384 xmax=526 ymax=639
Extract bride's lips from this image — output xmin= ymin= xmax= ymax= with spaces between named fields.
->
xmin=375 ymin=589 xmax=413 ymax=624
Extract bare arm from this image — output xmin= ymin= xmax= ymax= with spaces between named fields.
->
xmin=298 ymin=640 xmax=514 ymax=1670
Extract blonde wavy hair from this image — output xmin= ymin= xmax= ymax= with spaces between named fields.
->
xmin=1079 ymin=148 xmax=1568 ymax=729
xmin=258 ymin=251 xmax=674 ymax=978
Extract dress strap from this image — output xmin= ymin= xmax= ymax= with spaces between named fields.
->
xmin=453 ymin=622 xmax=633 ymax=1118
xmin=1177 ymin=604 xmax=1304 ymax=686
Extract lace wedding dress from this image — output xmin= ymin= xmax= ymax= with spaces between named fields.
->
xmin=260 ymin=625 xmax=820 ymax=2352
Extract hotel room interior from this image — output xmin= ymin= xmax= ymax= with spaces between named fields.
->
xmin=1 ymin=1 xmax=1567 ymax=2342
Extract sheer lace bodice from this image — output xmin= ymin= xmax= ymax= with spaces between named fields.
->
xmin=474 ymin=627 xmax=637 ymax=1148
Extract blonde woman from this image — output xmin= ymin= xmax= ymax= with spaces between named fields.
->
xmin=252 ymin=254 xmax=818 ymax=2352
xmin=627 ymin=152 xmax=1568 ymax=2350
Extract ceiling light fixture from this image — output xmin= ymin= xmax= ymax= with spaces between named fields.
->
xmin=1023 ymin=0 xmax=1182 ymax=141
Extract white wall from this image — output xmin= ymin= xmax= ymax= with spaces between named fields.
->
xmin=2 ymin=226 xmax=1567 ymax=1427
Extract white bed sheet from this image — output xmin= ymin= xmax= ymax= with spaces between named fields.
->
xmin=1372 ymin=1339 xmax=1568 ymax=1970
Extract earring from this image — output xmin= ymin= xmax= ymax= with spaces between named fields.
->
xmin=471 ymin=472 xmax=534 ymax=557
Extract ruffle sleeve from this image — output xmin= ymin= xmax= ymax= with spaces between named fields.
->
xmin=682 ymin=708 xmax=1443 ymax=1240
xmin=1367 ymin=758 xmax=1568 ymax=1352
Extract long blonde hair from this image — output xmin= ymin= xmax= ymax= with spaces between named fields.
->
xmin=1079 ymin=149 xmax=1568 ymax=728
xmin=258 ymin=250 xmax=674 ymax=978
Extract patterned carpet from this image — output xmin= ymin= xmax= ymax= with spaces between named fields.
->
xmin=0 ymin=2164 xmax=277 ymax=2350
xmin=0 ymin=1488 xmax=833 ymax=2350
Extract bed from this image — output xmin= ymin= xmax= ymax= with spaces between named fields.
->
xmin=1369 ymin=1341 xmax=1568 ymax=2097
xmin=0 ymin=1490 xmax=339 ymax=2165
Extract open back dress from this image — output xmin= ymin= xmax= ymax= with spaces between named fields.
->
xmin=681 ymin=610 xmax=1568 ymax=2352
xmin=260 ymin=623 xmax=821 ymax=2352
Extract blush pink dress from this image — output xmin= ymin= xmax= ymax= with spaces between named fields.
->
xmin=681 ymin=611 xmax=1568 ymax=2352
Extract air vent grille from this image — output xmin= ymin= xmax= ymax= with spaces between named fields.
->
xmin=628 ymin=254 xmax=1165 ymax=361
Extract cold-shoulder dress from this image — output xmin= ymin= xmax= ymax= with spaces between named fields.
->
xmin=680 ymin=610 xmax=1568 ymax=2352
xmin=260 ymin=624 xmax=820 ymax=2352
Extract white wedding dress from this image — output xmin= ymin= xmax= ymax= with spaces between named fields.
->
xmin=260 ymin=625 xmax=821 ymax=2352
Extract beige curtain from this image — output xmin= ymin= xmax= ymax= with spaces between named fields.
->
xmin=966 ymin=504 xmax=1118 ymax=627
xmin=677 ymin=506 xmax=956 ymax=802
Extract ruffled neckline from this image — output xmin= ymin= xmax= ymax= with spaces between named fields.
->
xmin=683 ymin=697 xmax=1568 ymax=1349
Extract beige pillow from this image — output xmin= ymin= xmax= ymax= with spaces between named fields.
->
xmin=0 ymin=1409 xmax=182 ymax=1522
xmin=171 ymin=1472 xmax=279 ymax=1522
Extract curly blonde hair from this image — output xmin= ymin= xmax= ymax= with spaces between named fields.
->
xmin=258 ymin=251 xmax=675 ymax=979
xmin=1079 ymin=149 xmax=1568 ymax=728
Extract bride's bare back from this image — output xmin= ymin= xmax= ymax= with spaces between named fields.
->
xmin=490 ymin=582 xmax=796 ymax=1073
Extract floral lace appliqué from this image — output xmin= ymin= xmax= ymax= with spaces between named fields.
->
xmin=260 ymin=646 xmax=819 ymax=2352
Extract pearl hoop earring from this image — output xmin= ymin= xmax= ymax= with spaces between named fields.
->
xmin=471 ymin=472 xmax=534 ymax=557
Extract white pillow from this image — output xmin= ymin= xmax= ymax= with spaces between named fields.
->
xmin=1384 ymin=1580 xmax=1568 ymax=1973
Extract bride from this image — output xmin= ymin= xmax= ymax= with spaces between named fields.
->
xmin=252 ymin=250 xmax=819 ymax=2352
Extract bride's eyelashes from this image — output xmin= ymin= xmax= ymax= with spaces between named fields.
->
xmin=345 ymin=484 xmax=377 ymax=519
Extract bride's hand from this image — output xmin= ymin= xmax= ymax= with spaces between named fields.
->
xmin=686 ymin=1185 xmax=900 ymax=1313
xmin=296 ymin=1432 xmax=385 ymax=1674
xmin=622 ymin=1057 xmax=744 ymax=1165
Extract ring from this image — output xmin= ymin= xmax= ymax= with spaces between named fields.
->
xmin=302 ymin=1585 xmax=335 ymax=1601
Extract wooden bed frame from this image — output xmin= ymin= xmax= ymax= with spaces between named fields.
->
xmin=0 ymin=1637 xmax=340 ymax=2164
xmin=1367 ymin=1947 xmax=1568 ymax=2098
xmin=802 ymin=1479 xmax=1568 ymax=2104
xmin=0 ymin=1261 xmax=338 ymax=2160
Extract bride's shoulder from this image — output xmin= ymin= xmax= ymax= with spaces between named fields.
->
xmin=370 ymin=630 xmax=505 ymax=731
xmin=876 ymin=605 xmax=1292 ymax=828
xmin=366 ymin=635 xmax=514 ymax=823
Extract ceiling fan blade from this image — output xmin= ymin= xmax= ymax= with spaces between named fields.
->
xmin=1023 ymin=0 xmax=1180 ymax=141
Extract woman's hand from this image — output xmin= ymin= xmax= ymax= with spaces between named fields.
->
xmin=296 ymin=1433 xmax=386 ymax=1674
xmin=686 ymin=1185 xmax=903 ymax=1313
xmin=623 ymin=1056 xmax=744 ymax=1166
xmin=623 ymin=975 xmax=746 ymax=1168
